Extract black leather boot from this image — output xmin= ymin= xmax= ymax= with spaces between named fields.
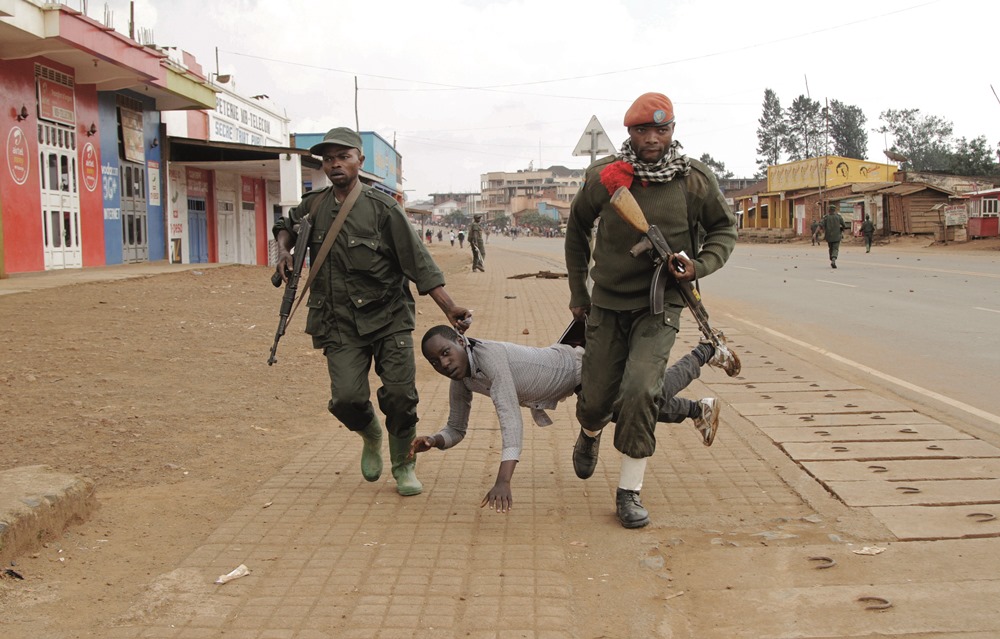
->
xmin=615 ymin=488 xmax=650 ymax=528
xmin=572 ymin=429 xmax=601 ymax=479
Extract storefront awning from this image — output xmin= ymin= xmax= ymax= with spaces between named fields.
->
xmin=168 ymin=136 xmax=310 ymax=163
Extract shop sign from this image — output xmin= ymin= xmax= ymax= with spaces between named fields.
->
xmin=37 ymin=77 xmax=76 ymax=126
xmin=148 ymin=160 xmax=161 ymax=206
xmin=119 ymin=107 xmax=145 ymax=163
xmin=6 ymin=126 xmax=30 ymax=185
xmin=81 ymin=142 xmax=99 ymax=191
xmin=186 ymin=167 xmax=209 ymax=198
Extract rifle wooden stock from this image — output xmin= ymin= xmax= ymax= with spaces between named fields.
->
xmin=608 ymin=186 xmax=718 ymax=345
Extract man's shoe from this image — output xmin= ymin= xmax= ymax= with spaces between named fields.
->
xmin=358 ymin=416 xmax=383 ymax=482
xmin=831 ymin=260 xmax=837 ymax=269
xmin=693 ymin=397 xmax=720 ymax=446
xmin=572 ymin=430 xmax=601 ymax=479
xmin=615 ymin=488 xmax=650 ymax=529
xmin=706 ymin=334 xmax=741 ymax=377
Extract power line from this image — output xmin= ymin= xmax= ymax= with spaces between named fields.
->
xmin=220 ymin=2 xmax=936 ymax=97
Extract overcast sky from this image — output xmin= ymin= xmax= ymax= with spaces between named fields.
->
xmin=101 ymin=0 xmax=1000 ymax=200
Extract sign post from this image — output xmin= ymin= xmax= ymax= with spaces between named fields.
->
xmin=572 ymin=115 xmax=614 ymax=165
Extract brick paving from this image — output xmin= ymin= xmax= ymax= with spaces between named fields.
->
xmin=43 ymin=239 xmax=997 ymax=637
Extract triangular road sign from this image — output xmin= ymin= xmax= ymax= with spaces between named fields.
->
xmin=572 ymin=115 xmax=615 ymax=159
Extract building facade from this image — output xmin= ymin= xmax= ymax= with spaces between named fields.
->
xmin=0 ymin=1 xmax=214 ymax=277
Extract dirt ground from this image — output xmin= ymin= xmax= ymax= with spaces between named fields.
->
xmin=0 ymin=234 xmax=996 ymax=637
xmin=0 ymin=247 xmax=471 ymax=635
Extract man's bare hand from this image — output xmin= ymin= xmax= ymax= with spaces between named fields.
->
xmin=449 ymin=307 xmax=473 ymax=334
xmin=275 ymin=250 xmax=293 ymax=284
xmin=570 ymin=305 xmax=590 ymax=322
xmin=408 ymin=435 xmax=437 ymax=461
xmin=668 ymin=252 xmax=696 ymax=282
xmin=481 ymin=481 xmax=513 ymax=513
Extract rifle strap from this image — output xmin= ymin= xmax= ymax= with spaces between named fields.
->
xmin=288 ymin=180 xmax=363 ymax=323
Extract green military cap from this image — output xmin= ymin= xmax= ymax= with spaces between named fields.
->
xmin=310 ymin=127 xmax=363 ymax=155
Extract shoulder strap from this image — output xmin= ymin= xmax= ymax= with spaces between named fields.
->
xmin=287 ymin=181 xmax=363 ymax=323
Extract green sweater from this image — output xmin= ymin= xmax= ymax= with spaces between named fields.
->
xmin=565 ymin=157 xmax=737 ymax=312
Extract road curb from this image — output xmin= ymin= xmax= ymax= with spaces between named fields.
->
xmin=0 ymin=465 xmax=96 ymax=566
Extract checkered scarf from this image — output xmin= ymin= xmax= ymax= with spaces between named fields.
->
xmin=619 ymin=138 xmax=691 ymax=183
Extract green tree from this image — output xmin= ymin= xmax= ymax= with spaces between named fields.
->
xmin=444 ymin=211 xmax=469 ymax=228
xmin=755 ymin=88 xmax=785 ymax=177
xmin=698 ymin=153 xmax=735 ymax=179
xmin=782 ymin=95 xmax=824 ymax=161
xmin=826 ymin=99 xmax=868 ymax=159
xmin=877 ymin=109 xmax=953 ymax=171
xmin=518 ymin=212 xmax=559 ymax=230
xmin=491 ymin=213 xmax=510 ymax=230
xmin=950 ymin=136 xmax=999 ymax=176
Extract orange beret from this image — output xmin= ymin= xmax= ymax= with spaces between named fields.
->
xmin=624 ymin=92 xmax=674 ymax=127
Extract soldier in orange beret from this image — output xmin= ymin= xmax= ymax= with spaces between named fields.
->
xmin=564 ymin=92 xmax=739 ymax=528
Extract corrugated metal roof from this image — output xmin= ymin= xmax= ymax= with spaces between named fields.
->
xmin=878 ymin=182 xmax=954 ymax=196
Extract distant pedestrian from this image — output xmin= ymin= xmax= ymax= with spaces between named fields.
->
xmin=469 ymin=215 xmax=486 ymax=272
xmin=810 ymin=216 xmax=822 ymax=246
xmin=450 ymin=230 xmax=456 ymax=247
xmin=822 ymin=204 xmax=848 ymax=268
xmin=425 ymin=229 xmax=433 ymax=244
xmin=861 ymin=215 xmax=875 ymax=253
xmin=457 ymin=230 xmax=465 ymax=248
xmin=437 ymin=230 xmax=443 ymax=243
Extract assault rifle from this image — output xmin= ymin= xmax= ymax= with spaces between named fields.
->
xmin=267 ymin=216 xmax=312 ymax=365
xmin=609 ymin=186 xmax=730 ymax=354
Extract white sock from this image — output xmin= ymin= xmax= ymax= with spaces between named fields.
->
xmin=582 ymin=428 xmax=602 ymax=438
xmin=618 ymin=455 xmax=648 ymax=492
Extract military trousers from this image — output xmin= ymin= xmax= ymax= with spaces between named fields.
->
xmin=324 ymin=331 xmax=418 ymax=439
xmin=827 ymin=240 xmax=841 ymax=262
xmin=576 ymin=305 xmax=679 ymax=459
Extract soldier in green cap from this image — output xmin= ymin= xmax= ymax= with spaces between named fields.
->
xmin=273 ymin=127 xmax=472 ymax=496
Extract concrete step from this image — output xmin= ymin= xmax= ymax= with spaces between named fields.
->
xmin=0 ymin=465 xmax=96 ymax=565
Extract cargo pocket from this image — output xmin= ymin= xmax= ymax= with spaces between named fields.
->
xmin=304 ymin=291 xmax=328 ymax=337
xmin=350 ymin=288 xmax=394 ymax=336
xmin=345 ymin=234 xmax=379 ymax=272
xmin=662 ymin=303 xmax=683 ymax=333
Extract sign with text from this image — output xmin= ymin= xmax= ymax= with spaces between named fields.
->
xmin=210 ymin=94 xmax=284 ymax=147
xmin=81 ymin=142 xmax=98 ymax=192
xmin=944 ymin=204 xmax=968 ymax=226
xmin=119 ymin=106 xmax=145 ymax=164
xmin=186 ymin=167 xmax=209 ymax=198
xmin=148 ymin=160 xmax=161 ymax=206
xmin=6 ymin=126 xmax=30 ymax=185
xmin=37 ymin=78 xmax=76 ymax=127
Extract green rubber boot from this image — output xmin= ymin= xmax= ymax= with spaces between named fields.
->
xmin=388 ymin=433 xmax=423 ymax=496
xmin=358 ymin=415 xmax=383 ymax=482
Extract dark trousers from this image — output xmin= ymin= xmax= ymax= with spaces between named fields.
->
xmin=827 ymin=240 xmax=841 ymax=262
xmin=577 ymin=306 xmax=679 ymax=459
xmin=324 ymin=331 xmax=418 ymax=438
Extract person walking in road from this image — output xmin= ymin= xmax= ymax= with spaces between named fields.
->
xmin=469 ymin=214 xmax=486 ymax=272
xmin=411 ymin=324 xmax=739 ymax=513
xmin=457 ymin=229 xmax=465 ymax=249
xmin=861 ymin=214 xmax=875 ymax=253
xmin=822 ymin=204 xmax=848 ymax=268
xmin=564 ymin=91 xmax=738 ymax=529
xmin=810 ymin=215 xmax=822 ymax=246
xmin=449 ymin=230 xmax=456 ymax=247
xmin=273 ymin=127 xmax=472 ymax=497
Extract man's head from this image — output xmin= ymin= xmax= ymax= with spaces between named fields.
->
xmin=421 ymin=325 xmax=469 ymax=380
xmin=828 ymin=204 xmax=838 ymax=215
xmin=473 ymin=214 xmax=482 ymax=222
xmin=625 ymin=92 xmax=675 ymax=163
xmin=310 ymin=127 xmax=365 ymax=189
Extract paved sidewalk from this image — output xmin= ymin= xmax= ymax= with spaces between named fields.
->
xmin=10 ymin=244 xmax=1000 ymax=637
xmin=0 ymin=261 xmax=225 ymax=296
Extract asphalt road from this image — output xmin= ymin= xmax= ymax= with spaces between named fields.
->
xmin=500 ymin=236 xmax=1000 ymax=432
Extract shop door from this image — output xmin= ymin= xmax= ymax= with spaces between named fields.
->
xmin=218 ymin=200 xmax=236 ymax=263
xmin=121 ymin=162 xmax=148 ymax=263
xmin=238 ymin=200 xmax=256 ymax=265
xmin=38 ymin=122 xmax=82 ymax=270
xmin=187 ymin=198 xmax=208 ymax=263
